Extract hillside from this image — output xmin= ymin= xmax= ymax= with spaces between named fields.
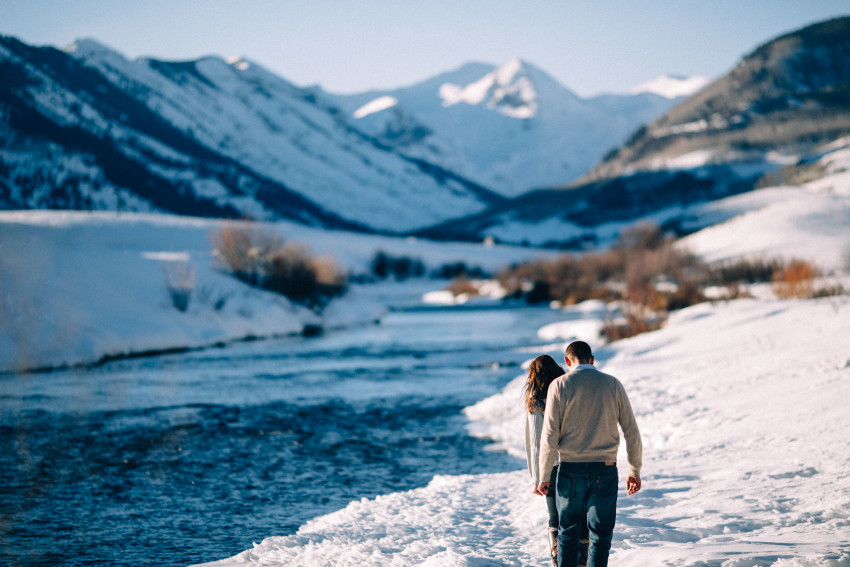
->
xmin=590 ymin=16 xmax=850 ymax=180
xmin=3 ymin=131 xmax=849 ymax=374
xmin=0 ymin=35 xmax=697 ymax=233
xmin=0 ymin=37 xmax=503 ymax=232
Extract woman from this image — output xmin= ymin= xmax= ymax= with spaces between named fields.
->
xmin=523 ymin=354 xmax=588 ymax=567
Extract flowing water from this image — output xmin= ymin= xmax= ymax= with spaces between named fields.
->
xmin=0 ymin=303 xmax=567 ymax=566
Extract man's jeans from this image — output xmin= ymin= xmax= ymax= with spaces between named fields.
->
xmin=555 ymin=462 xmax=618 ymax=567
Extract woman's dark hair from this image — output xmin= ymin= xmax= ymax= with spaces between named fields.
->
xmin=522 ymin=354 xmax=565 ymax=414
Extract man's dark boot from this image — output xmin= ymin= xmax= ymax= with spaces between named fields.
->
xmin=578 ymin=537 xmax=589 ymax=566
xmin=547 ymin=528 xmax=558 ymax=567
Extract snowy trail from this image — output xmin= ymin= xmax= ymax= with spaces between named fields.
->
xmin=606 ymin=298 xmax=850 ymax=565
xmin=197 ymin=296 xmax=850 ymax=566
xmin=196 ymin=473 xmax=544 ymax=567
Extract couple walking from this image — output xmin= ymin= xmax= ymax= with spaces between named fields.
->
xmin=524 ymin=341 xmax=642 ymax=567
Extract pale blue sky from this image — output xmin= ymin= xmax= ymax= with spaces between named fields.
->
xmin=1 ymin=1 xmax=848 ymax=96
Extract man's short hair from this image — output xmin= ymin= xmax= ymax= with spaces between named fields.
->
xmin=565 ymin=341 xmax=593 ymax=363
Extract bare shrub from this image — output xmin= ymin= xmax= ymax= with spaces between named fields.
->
xmin=602 ymin=307 xmax=665 ymax=342
xmin=264 ymin=244 xmax=318 ymax=301
xmin=773 ymin=259 xmax=819 ymax=299
xmin=211 ymin=222 xmax=347 ymax=308
xmin=812 ymin=282 xmax=848 ymax=298
xmin=163 ymin=260 xmax=196 ymax=312
xmin=212 ymin=222 xmax=283 ymax=285
xmin=498 ymin=222 xmax=714 ymax=341
xmin=709 ymin=257 xmax=786 ymax=285
xmin=665 ymin=280 xmax=707 ymax=311
xmin=446 ymin=277 xmax=480 ymax=298
xmin=499 ymin=254 xmax=618 ymax=305
xmin=499 ymin=223 xmax=706 ymax=313
xmin=718 ymin=281 xmax=751 ymax=300
xmin=265 ymin=244 xmax=347 ymax=306
xmin=370 ymin=251 xmax=425 ymax=280
xmin=432 ymin=262 xmax=489 ymax=279
xmin=312 ymin=255 xmax=348 ymax=289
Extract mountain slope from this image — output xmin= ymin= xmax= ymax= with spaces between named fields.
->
xmin=0 ymin=37 xmax=504 ymax=232
xmin=328 ymin=59 xmax=686 ymax=197
xmin=589 ymin=16 xmax=850 ymax=180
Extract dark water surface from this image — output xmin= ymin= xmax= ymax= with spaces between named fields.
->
xmin=1 ymin=304 xmax=566 ymax=566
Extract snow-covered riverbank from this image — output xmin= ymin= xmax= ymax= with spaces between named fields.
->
xmin=0 ymin=211 xmax=551 ymax=373
xmin=196 ymin=296 xmax=850 ymax=566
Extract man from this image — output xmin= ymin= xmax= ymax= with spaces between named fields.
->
xmin=535 ymin=341 xmax=642 ymax=567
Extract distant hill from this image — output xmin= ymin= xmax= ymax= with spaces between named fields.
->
xmin=589 ymin=15 xmax=850 ymax=181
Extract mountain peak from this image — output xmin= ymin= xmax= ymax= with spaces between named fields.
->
xmin=226 ymin=55 xmax=264 ymax=73
xmin=629 ymin=74 xmax=711 ymax=98
xmin=439 ymin=56 xmax=540 ymax=118
xmin=64 ymin=38 xmax=125 ymax=60
xmin=225 ymin=55 xmax=276 ymax=79
xmin=493 ymin=57 xmax=525 ymax=84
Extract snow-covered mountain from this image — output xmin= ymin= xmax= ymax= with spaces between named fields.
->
xmin=327 ymin=59 xmax=689 ymax=197
xmin=0 ymin=32 xmax=709 ymax=231
xmin=0 ymin=36 xmax=504 ymax=232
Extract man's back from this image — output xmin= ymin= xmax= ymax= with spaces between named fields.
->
xmin=539 ymin=365 xmax=642 ymax=479
xmin=534 ymin=342 xmax=643 ymax=567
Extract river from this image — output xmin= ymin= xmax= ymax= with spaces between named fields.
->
xmin=0 ymin=301 xmax=570 ymax=566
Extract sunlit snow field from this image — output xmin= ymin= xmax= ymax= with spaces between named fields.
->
xmin=2 ymin=142 xmax=850 ymax=566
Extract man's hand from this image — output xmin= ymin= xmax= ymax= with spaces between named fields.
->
xmin=627 ymin=476 xmax=641 ymax=495
xmin=535 ymin=481 xmax=550 ymax=496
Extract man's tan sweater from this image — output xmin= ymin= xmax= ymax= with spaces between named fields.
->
xmin=539 ymin=365 xmax=642 ymax=479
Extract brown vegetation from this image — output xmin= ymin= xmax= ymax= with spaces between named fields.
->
xmin=602 ymin=308 xmax=666 ymax=343
xmin=446 ymin=277 xmax=480 ymax=298
xmin=772 ymin=259 xmax=819 ymax=299
xmin=498 ymin=223 xmax=846 ymax=342
xmin=499 ymin=223 xmax=705 ymax=311
xmin=211 ymin=222 xmax=346 ymax=308
xmin=211 ymin=223 xmax=282 ymax=286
